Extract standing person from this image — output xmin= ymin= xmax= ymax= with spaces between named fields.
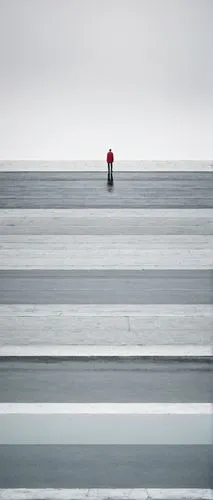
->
xmin=107 ymin=149 xmax=114 ymax=179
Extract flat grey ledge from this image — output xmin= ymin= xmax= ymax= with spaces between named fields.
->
xmin=1 ymin=270 xmax=212 ymax=304
xmin=0 ymin=345 xmax=212 ymax=359
xmin=0 ymin=489 xmax=212 ymax=500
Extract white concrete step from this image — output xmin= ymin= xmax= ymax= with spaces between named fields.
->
xmin=0 ymin=403 xmax=211 ymax=444
xmin=0 ymin=305 xmax=212 ymax=346
xmin=0 ymin=345 xmax=211 ymax=359
xmin=1 ymin=209 xmax=212 ymax=235
xmin=0 ymin=235 xmax=212 ymax=269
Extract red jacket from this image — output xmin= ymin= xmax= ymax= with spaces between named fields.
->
xmin=107 ymin=151 xmax=114 ymax=163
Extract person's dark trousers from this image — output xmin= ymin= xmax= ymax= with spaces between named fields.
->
xmin=108 ymin=162 xmax=113 ymax=178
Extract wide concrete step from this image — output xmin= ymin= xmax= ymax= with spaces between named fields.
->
xmin=1 ymin=209 xmax=212 ymax=235
xmin=0 ymin=305 xmax=212 ymax=346
xmin=0 ymin=235 xmax=212 ymax=269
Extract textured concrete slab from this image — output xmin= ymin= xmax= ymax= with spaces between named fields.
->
xmin=0 ymin=160 xmax=212 ymax=171
xmin=0 ymin=307 xmax=212 ymax=345
xmin=1 ymin=172 xmax=213 ymax=209
xmin=0 ymin=235 xmax=212 ymax=269
xmin=1 ymin=270 xmax=212 ymax=304
xmin=1 ymin=209 xmax=213 ymax=235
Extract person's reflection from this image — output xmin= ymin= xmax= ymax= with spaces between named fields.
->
xmin=107 ymin=180 xmax=114 ymax=192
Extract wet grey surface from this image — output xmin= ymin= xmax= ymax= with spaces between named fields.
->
xmin=0 ymin=270 xmax=212 ymax=304
xmin=0 ymin=445 xmax=212 ymax=487
xmin=0 ymin=360 xmax=212 ymax=403
xmin=1 ymin=172 xmax=213 ymax=208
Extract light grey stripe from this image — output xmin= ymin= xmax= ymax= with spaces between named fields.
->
xmin=1 ymin=210 xmax=212 ymax=235
xmin=1 ymin=304 xmax=212 ymax=316
xmin=1 ymin=235 xmax=212 ymax=269
xmin=0 ymin=403 xmax=211 ymax=414
xmin=0 ymin=160 xmax=212 ymax=171
xmin=1 ymin=217 xmax=212 ymax=235
xmin=1 ymin=209 xmax=213 ymax=217
xmin=0 ymin=304 xmax=212 ymax=345
xmin=0 ymin=489 xmax=212 ymax=500
xmin=0 ymin=345 xmax=211 ymax=358
xmin=0 ymin=414 xmax=211 ymax=444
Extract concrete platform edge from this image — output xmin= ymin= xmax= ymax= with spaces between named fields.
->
xmin=0 ymin=489 xmax=212 ymax=500
xmin=0 ymin=345 xmax=212 ymax=359
xmin=0 ymin=159 xmax=213 ymax=172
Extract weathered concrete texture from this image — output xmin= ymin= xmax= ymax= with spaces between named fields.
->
xmin=0 ymin=235 xmax=212 ymax=269
xmin=1 ymin=172 xmax=213 ymax=208
xmin=0 ymin=310 xmax=212 ymax=345
xmin=0 ymin=489 xmax=211 ymax=500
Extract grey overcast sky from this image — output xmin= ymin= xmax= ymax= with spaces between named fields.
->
xmin=0 ymin=0 xmax=212 ymax=160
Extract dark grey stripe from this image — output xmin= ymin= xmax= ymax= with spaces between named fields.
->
xmin=0 ymin=445 xmax=212 ymax=488
xmin=0 ymin=270 xmax=212 ymax=304
xmin=1 ymin=172 xmax=213 ymax=208
xmin=0 ymin=360 xmax=212 ymax=403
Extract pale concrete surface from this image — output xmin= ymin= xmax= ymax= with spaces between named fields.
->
xmin=0 ymin=345 xmax=211 ymax=358
xmin=0 ymin=489 xmax=211 ymax=500
xmin=0 ymin=235 xmax=212 ymax=269
xmin=0 ymin=304 xmax=211 ymax=348
xmin=0 ymin=446 xmax=212 ymax=487
xmin=0 ymin=308 xmax=212 ymax=345
xmin=0 ymin=360 xmax=212 ymax=402
xmin=1 ymin=304 xmax=212 ymax=316
xmin=2 ymin=208 xmax=213 ymax=217
xmin=0 ymin=160 xmax=212 ymax=171
xmin=1 ymin=172 xmax=213 ymax=209
xmin=0 ymin=413 xmax=211 ymax=444
xmin=1 ymin=403 xmax=211 ymax=414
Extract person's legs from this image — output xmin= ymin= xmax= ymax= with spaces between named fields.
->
xmin=108 ymin=163 xmax=110 ymax=177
